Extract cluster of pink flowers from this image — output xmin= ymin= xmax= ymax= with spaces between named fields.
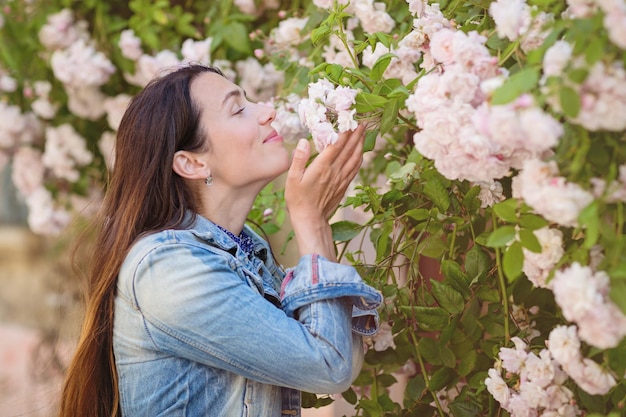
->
xmin=551 ymin=263 xmax=626 ymax=349
xmin=542 ymin=41 xmax=626 ymax=132
xmin=40 ymin=10 xmax=115 ymax=121
xmin=268 ymin=93 xmax=309 ymax=144
xmin=405 ymin=27 xmax=562 ymax=183
xmin=297 ymin=78 xmax=358 ymax=152
xmin=548 ymin=325 xmax=617 ymax=395
xmin=485 ymin=337 xmax=581 ymax=417
xmin=488 ymin=0 xmax=552 ymax=52
xmin=512 ymin=159 xmax=593 ymax=227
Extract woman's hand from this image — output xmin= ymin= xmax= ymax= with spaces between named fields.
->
xmin=285 ymin=124 xmax=366 ymax=259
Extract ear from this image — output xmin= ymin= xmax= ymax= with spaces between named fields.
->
xmin=172 ymin=150 xmax=210 ymax=180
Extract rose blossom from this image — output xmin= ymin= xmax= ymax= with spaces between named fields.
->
xmin=485 ymin=368 xmax=511 ymax=407
xmin=181 ymin=37 xmax=212 ymax=64
xmin=11 ymin=147 xmax=45 ymax=197
xmin=103 ymin=94 xmax=132 ymax=131
xmin=38 ymin=9 xmax=89 ymax=51
xmin=489 ymin=0 xmax=531 ymax=41
xmin=512 ymin=159 xmax=593 ymax=227
xmin=522 ymin=227 xmax=564 ymax=288
xmin=119 ymin=29 xmax=143 ymax=60
xmin=42 ymin=124 xmax=93 ymax=182
xmin=271 ymin=17 xmax=308 ymax=46
xmin=51 ymin=39 xmax=115 ymax=88
xmin=548 ymin=325 xmax=581 ymax=364
xmin=25 ymin=188 xmax=72 ymax=236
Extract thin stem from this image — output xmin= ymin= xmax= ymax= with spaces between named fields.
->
xmin=410 ymin=331 xmax=445 ymax=417
xmin=617 ymin=202 xmax=623 ymax=235
xmin=492 ymin=211 xmax=510 ymax=344
xmin=498 ymin=40 xmax=520 ymax=66
xmin=398 ymin=113 xmax=420 ymax=132
xmin=448 ymin=223 xmax=457 ymax=259
xmin=337 ymin=25 xmax=359 ymax=70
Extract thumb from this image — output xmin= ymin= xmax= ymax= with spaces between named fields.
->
xmin=287 ymin=139 xmax=310 ymax=181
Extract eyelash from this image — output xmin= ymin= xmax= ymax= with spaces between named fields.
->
xmin=234 ymin=106 xmax=246 ymax=115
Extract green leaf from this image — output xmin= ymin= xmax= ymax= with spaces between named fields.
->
xmin=560 ymin=86 xmax=581 ymax=118
xmin=311 ymin=24 xmax=331 ymax=45
xmin=578 ymin=201 xmax=599 ymax=249
xmin=223 ymin=21 xmax=251 ymax=54
xmin=609 ymin=280 xmax=626 ymax=315
xmin=440 ymin=345 xmax=457 ymax=369
xmin=519 ymin=229 xmax=541 ymax=253
xmin=609 ymin=264 xmax=626 ymax=280
xmin=301 ymin=392 xmax=318 ymax=408
xmin=486 ymin=225 xmax=516 ymax=248
xmin=364 ymin=129 xmax=378 ymax=152
xmin=503 ymin=241 xmax=523 ymax=282
xmin=417 ymin=234 xmax=449 ymax=259
xmin=360 ymin=398 xmax=384 ymax=416
xmin=423 ymin=178 xmax=450 ymax=212
xmin=607 ymin=339 xmax=626 ymax=378
xmin=585 ymin=37 xmax=604 ymax=66
xmin=355 ymin=92 xmax=388 ymax=113
xmin=342 ymin=387 xmax=357 ymax=405
xmin=379 ymin=97 xmax=400 ymax=136
xmin=406 ymin=208 xmax=430 ymax=221
xmin=370 ymin=53 xmax=395 ymax=81
xmin=464 ymin=246 xmax=490 ymax=285
xmin=449 ymin=399 xmax=481 ymax=417
xmin=457 ymin=350 xmax=478 ymax=377
xmin=493 ymin=199 xmax=518 ymax=223
xmin=429 ymin=367 xmax=456 ymax=392
xmin=331 ymin=220 xmax=362 ymax=242
xmin=519 ymin=214 xmax=548 ymax=230
xmin=389 ymin=162 xmax=416 ymax=182
xmin=431 ymin=281 xmax=465 ymax=314
xmin=442 ymin=259 xmax=471 ymax=298
xmin=401 ymin=306 xmax=450 ymax=330
xmin=568 ymin=68 xmax=589 ymax=83
xmin=476 ymin=286 xmax=500 ymax=302
xmin=492 ymin=67 xmax=539 ymax=105
xmin=463 ymin=185 xmax=482 ymax=212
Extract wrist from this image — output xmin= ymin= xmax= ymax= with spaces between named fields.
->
xmin=291 ymin=221 xmax=336 ymax=261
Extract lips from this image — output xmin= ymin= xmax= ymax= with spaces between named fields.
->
xmin=263 ymin=131 xmax=283 ymax=144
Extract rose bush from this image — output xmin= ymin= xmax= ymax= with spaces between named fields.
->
xmin=1 ymin=0 xmax=625 ymax=416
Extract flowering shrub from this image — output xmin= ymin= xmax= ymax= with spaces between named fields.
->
xmin=1 ymin=0 xmax=625 ymax=416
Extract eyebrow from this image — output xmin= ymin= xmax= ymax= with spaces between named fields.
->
xmin=221 ymin=88 xmax=245 ymax=107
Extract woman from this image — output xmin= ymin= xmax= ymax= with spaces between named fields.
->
xmin=58 ymin=64 xmax=381 ymax=417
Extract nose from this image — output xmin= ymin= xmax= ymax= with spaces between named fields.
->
xmin=257 ymin=103 xmax=276 ymax=124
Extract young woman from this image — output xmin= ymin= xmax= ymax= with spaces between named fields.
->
xmin=58 ymin=64 xmax=381 ymax=417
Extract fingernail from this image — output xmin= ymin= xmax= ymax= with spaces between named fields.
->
xmin=297 ymin=139 xmax=307 ymax=150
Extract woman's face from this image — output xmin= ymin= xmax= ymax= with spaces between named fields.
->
xmin=190 ymin=72 xmax=289 ymax=190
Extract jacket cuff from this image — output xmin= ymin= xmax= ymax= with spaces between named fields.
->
xmin=280 ymin=254 xmax=382 ymax=335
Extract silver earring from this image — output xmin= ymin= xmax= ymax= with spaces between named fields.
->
xmin=204 ymin=176 xmax=213 ymax=186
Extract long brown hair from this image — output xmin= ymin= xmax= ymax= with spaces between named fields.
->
xmin=58 ymin=64 xmax=223 ymax=417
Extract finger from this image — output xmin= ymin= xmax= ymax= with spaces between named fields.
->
xmin=337 ymin=126 xmax=366 ymax=171
xmin=324 ymin=124 xmax=366 ymax=167
xmin=287 ymin=139 xmax=310 ymax=183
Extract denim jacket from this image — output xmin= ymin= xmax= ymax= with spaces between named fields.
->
xmin=113 ymin=213 xmax=382 ymax=417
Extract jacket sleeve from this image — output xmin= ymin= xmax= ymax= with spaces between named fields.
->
xmin=280 ymin=254 xmax=381 ymax=336
xmin=125 ymin=243 xmax=381 ymax=394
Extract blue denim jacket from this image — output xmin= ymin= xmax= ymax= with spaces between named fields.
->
xmin=113 ymin=213 xmax=381 ymax=417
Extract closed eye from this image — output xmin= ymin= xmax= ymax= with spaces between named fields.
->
xmin=234 ymin=106 xmax=246 ymax=115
